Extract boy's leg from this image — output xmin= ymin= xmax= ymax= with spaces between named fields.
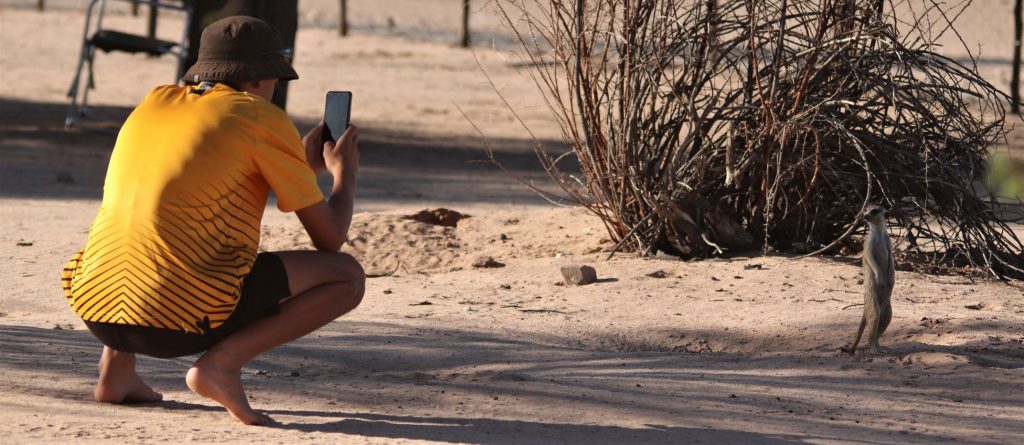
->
xmin=186 ymin=250 xmax=365 ymax=425
xmin=94 ymin=346 xmax=163 ymax=403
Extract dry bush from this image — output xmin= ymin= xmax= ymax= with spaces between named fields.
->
xmin=490 ymin=0 xmax=1024 ymax=279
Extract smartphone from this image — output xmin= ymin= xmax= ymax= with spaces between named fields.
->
xmin=322 ymin=91 xmax=352 ymax=143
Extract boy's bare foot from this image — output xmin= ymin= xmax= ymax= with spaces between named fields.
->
xmin=94 ymin=347 xmax=162 ymax=404
xmin=94 ymin=373 xmax=163 ymax=403
xmin=186 ymin=356 xmax=274 ymax=426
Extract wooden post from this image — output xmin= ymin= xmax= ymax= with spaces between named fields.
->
xmin=147 ymin=2 xmax=158 ymax=39
xmin=1012 ymin=0 xmax=1022 ymax=114
xmin=459 ymin=0 xmax=470 ymax=47
xmin=339 ymin=0 xmax=348 ymax=36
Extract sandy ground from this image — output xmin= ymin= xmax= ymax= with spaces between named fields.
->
xmin=1 ymin=5 xmax=1023 ymax=445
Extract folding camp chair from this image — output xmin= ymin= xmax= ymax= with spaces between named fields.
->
xmin=65 ymin=0 xmax=193 ymax=128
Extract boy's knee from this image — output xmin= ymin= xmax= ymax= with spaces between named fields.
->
xmin=335 ymin=253 xmax=366 ymax=302
xmin=336 ymin=253 xmax=365 ymax=284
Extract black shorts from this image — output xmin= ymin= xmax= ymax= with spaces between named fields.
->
xmin=84 ymin=253 xmax=291 ymax=359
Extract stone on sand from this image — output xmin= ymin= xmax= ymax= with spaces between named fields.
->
xmin=472 ymin=256 xmax=505 ymax=268
xmin=561 ymin=264 xmax=597 ymax=285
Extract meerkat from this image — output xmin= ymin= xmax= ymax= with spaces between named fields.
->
xmin=844 ymin=205 xmax=895 ymax=354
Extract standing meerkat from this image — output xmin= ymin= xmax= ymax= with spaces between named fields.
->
xmin=844 ymin=205 xmax=895 ymax=354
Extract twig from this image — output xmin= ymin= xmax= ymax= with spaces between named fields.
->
xmin=518 ymin=309 xmax=568 ymax=314
xmin=367 ymin=261 xmax=402 ymax=278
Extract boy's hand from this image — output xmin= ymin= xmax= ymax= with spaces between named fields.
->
xmin=302 ymin=122 xmax=328 ymax=174
xmin=324 ymin=124 xmax=359 ymax=186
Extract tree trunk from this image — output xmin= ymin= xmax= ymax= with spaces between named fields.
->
xmin=1012 ymin=0 xmax=1022 ymax=114
xmin=707 ymin=0 xmax=719 ymax=61
xmin=459 ymin=0 xmax=471 ymax=47
xmin=339 ymin=0 xmax=348 ymax=36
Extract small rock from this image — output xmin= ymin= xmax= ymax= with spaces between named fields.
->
xmin=472 ymin=256 xmax=505 ymax=268
xmin=964 ymin=303 xmax=985 ymax=310
xmin=16 ymin=240 xmax=32 ymax=247
xmin=646 ymin=270 xmax=670 ymax=279
xmin=729 ymin=394 xmax=738 ymax=398
xmin=743 ymin=263 xmax=764 ymax=270
xmin=383 ymin=289 xmax=393 ymax=294
xmin=409 ymin=301 xmax=433 ymax=306
xmin=499 ymin=233 xmax=509 ymax=241
xmin=653 ymin=250 xmax=679 ymax=260
xmin=289 ymin=371 xmax=301 ymax=377
xmin=463 ymin=305 xmax=474 ymax=312
xmin=56 ymin=172 xmax=75 ymax=184
xmin=560 ymin=264 xmax=597 ymax=286
xmin=499 ymin=284 xmax=511 ymax=290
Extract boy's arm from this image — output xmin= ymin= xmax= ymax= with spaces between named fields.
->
xmin=296 ymin=124 xmax=359 ymax=252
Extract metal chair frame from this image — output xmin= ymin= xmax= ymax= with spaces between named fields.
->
xmin=65 ymin=0 xmax=192 ymax=128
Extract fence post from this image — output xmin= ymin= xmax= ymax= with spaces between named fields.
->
xmin=1012 ymin=0 xmax=1022 ymax=114
xmin=460 ymin=0 xmax=471 ymax=47
xmin=339 ymin=0 xmax=348 ymax=36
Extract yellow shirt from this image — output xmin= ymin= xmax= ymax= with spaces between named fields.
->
xmin=61 ymin=84 xmax=323 ymax=333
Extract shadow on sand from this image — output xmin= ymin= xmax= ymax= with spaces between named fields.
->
xmin=1 ymin=321 xmax=1020 ymax=444
xmin=0 ymin=97 xmax=571 ymax=206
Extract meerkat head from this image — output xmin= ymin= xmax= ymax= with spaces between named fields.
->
xmin=863 ymin=205 xmax=887 ymax=225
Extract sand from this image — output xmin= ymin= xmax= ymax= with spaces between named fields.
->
xmin=1 ymin=4 xmax=1023 ymax=445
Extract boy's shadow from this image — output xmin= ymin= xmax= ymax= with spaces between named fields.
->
xmin=155 ymin=401 xmax=797 ymax=444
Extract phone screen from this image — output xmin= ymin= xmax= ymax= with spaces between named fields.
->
xmin=323 ymin=91 xmax=352 ymax=143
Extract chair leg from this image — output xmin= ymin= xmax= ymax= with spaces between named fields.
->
xmin=66 ymin=0 xmax=103 ymax=128
xmin=81 ymin=47 xmax=97 ymax=117
xmin=65 ymin=44 xmax=91 ymax=128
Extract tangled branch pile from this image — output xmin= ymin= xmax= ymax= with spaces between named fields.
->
xmin=494 ymin=0 xmax=1024 ymax=279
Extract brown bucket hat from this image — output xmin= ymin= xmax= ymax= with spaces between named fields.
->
xmin=182 ymin=16 xmax=298 ymax=84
